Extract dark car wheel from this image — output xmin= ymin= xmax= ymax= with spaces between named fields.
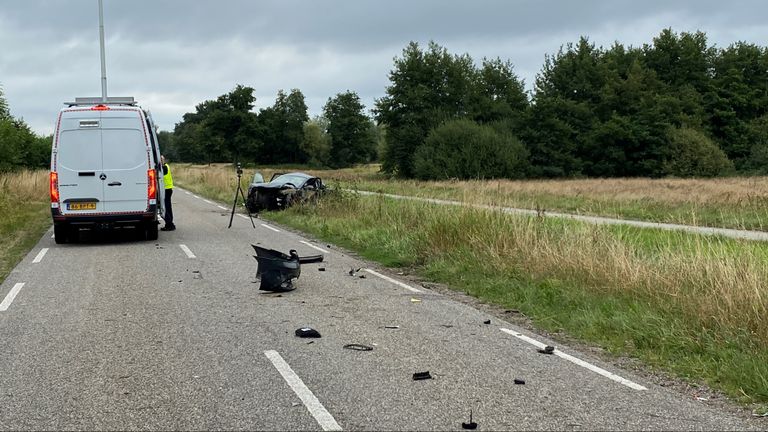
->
xmin=53 ymin=224 xmax=68 ymax=244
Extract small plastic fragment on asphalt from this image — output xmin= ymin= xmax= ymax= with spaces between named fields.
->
xmin=358 ymin=274 xmax=366 ymax=279
xmin=295 ymin=327 xmax=321 ymax=338
xmin=514 ymin=378 xmax=526 ymax=385
xmin=318 ymin=267 xmax=326 ymax=271
xmin=384 ymin=325 xmax=400 ymax=329
xmin=343 ymin=343 xmax=374 ymax=351
xmin=410 ymin=298 xmax=422 ymax=303
xmin=538 ymin=345 xmax=555 ymax=354
xmin=412 ymin=371 xmax=432 ymax=380
xmin=483 ymin=319 xmax=491 ymax=324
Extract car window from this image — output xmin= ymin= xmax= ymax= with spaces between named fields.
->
xmin=273 ymin=174 xmax=308 ymax=186
xmin=102 ymin=129 xmax=147 ymax=170
xmin=58 ymin=129 xmax=102 ymax=171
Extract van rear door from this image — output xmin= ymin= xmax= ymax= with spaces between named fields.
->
xmin=57 ymin=114 xmax=104 ymax=215
xmin=100 ymin=111 xmax=150 ymax=213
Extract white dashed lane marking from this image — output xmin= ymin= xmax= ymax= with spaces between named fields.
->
xmin=299 ymin=241 xmax=329 ymax=254
xmin=179 ymin=244 xmax=196 ymax=259
xmin=0 ymin=283 xmax=26 ymax=311
xmin=364 ymin=269 xmax=422 ymax=293
xmin=32 ymin=248 xmax=49 ymax=264
xmin=265 ymin=350 xmax=342 ymax=431
xmin=261 ymin=223 xmax=280 ymax=232
xmin=500 ymin=328 xmax=647 ymax=391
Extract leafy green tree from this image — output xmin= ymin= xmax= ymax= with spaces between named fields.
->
xmin=413 ymin=119 xmax=529 ymax=180
xmin=0 ymin=85 xmax=9 ymax=120
xmin=663 ymin=127 xmax=733 ymax=177
xmin=324 ymin=91 xmax=377 ymax=168
xmin=375 ymin=41 xmax=479 ymax=176
xmin=301 ymin=117 xmax=331 ymax=167
xmin=0 ymin=118 xmax=38 ymax=171
xmin=256 ymin=89 xmax=309 ymax=164
xmin=706 ymin=42 xmax=768 ymax=168
xmin=172 ymin=84 xmax=259 ymax=164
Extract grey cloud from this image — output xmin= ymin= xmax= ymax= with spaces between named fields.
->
xmin=1 ymin=0 xmax=767 ymax=134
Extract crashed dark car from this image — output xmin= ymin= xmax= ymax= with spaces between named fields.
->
xmin=246 ymin=172 xmax=325 ymax=212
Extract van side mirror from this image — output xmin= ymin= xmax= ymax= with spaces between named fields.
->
xmin=252 ymin=172 xmax=264 ymax=183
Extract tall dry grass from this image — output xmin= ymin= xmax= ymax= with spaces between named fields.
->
xmin=0 ymin=169 xmax=49 ymax=203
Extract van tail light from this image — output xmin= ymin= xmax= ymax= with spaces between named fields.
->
xmin=91 ymin=104 xmax=110 ymax=111
xmin=50 ymin=171 xmax=60 ymax=205
xmin=147 ymin=169 xmax=157 ymax=201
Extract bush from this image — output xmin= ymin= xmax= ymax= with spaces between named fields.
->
xmin=413 ymin=119 xmax=529 ymax=180
xmin=663 ymin=127 xmax=733 ymax=177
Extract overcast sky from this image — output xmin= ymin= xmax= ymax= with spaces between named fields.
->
xmin=1 ymin=0 xmax=766 ymax=135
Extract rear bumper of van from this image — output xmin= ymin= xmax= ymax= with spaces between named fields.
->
xmin=52 ymin=205 xmax=157 ymax=227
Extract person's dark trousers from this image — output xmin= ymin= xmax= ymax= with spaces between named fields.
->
xmin=164 ymin=188 xmax=174 ymax=227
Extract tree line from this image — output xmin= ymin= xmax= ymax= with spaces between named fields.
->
xmin=3 ymin=28 xmax=767 ymax=180
xmin=0 ymin=87 xmax=51 ymax=171
xmin=377 ymin=29 xmax=768 ymax=179
xmin=162 ymin=86 xmax=381 ymax=169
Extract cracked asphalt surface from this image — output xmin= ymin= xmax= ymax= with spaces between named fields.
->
xmin=0 ymin=188 xmax=758 ymax=430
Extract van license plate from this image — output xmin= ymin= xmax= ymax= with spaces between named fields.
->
xmin=68 ymin=202 xmax=96 ymax=210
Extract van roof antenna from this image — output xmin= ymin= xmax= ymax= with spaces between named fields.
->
xmin=98 ymin=0 xmax=108 ymax=103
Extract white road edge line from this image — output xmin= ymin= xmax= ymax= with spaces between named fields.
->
xmin=500 ymin=328 xmax=647 ymax=391
xmin=179 ymin=244 xmax=196 ymax=259
xmin=184 ymin=191 xmax=191 ymax=195
xmin=238 ymin=214 xmax=249 ymax=220
xmin=203 ymin=199 xmax=213 ymax=204
xmin=51 ymin=234 xmax=55 ymax=239
xmin=0 ymin=283 xmax=25 ymax=311
xmin=265 ymin=350 xmax=342 ymax=431
xmin=32 ymin=248 xmax=49 ymax=264
xmin=299 ymin=241 xmax=330 ymax=253
xmin=217 ymin=205 xmax=226 ymax=210
xmin=364 ymin=269 xmax=422 ymax=293
xmin=261 ymin=223 xmax=280 ymax=232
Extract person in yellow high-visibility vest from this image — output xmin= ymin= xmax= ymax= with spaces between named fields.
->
xmin=160 ymin=155 xmax=176 ymax=231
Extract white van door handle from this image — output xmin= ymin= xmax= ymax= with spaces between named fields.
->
xmin=107 ymin=181 xmax=122 ymax=186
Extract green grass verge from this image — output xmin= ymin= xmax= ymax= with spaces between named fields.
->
xmin=0 ymin=183 xmax=50 ymax=285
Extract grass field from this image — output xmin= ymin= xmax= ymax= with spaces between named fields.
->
xmin=175 ymin=163 xmax=768 ymax=231
xmin=174 ymin=163 xmax=768 ymax=406
xmin=0 ymin=170 xmax=51 ymax=284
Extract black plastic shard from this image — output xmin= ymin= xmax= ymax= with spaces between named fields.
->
xmin=295 ymin=327 xmax=321 ymax=338
xmin=538 ymin=345 xmax=555 ymax=355
xmin=412 ymin=371 xmax=432 ymax=380
xmin=252 ymin=245 xmax=324 ymax=292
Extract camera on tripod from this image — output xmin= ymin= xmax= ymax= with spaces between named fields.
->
xmin=228 ymin=161 xmax=255 ymax=229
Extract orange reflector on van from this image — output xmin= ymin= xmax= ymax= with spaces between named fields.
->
xmin=50 ymin=171 xmax=59 ymax=203
xmin=147 ymin=169 xmax=157 ymax=200
xmin=91 ymin=104 xmax=110 ymax=111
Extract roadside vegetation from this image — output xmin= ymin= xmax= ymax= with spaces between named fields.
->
xmin=175 ymin=163 xmax=768 ymax=231
xmin=0 ymin=170 xmax=50 ymax=284
xmin=174 ymin=164 xmax=768 ymax=405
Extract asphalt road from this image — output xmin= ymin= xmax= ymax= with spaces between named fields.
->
xmin=0 ymin=188 xmax=758 ymax=430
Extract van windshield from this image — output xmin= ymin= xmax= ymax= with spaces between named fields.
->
xmin=102 ymin=129 xmax=147 ymax=170
xmin=58 ymin=129 xmax=102 ymax=171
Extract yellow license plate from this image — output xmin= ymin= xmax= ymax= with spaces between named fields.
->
xmin=68 ymin=202 xmax=97 ymax=210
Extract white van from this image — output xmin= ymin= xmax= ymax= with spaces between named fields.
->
xmin=50 ymin=97 xmax=165 ymax=243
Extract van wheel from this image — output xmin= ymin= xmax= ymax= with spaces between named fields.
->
xmin=54 ymin=225 xmax=68 ymax=244
xmin=145 ymin=222 xmax=158 ymax=241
